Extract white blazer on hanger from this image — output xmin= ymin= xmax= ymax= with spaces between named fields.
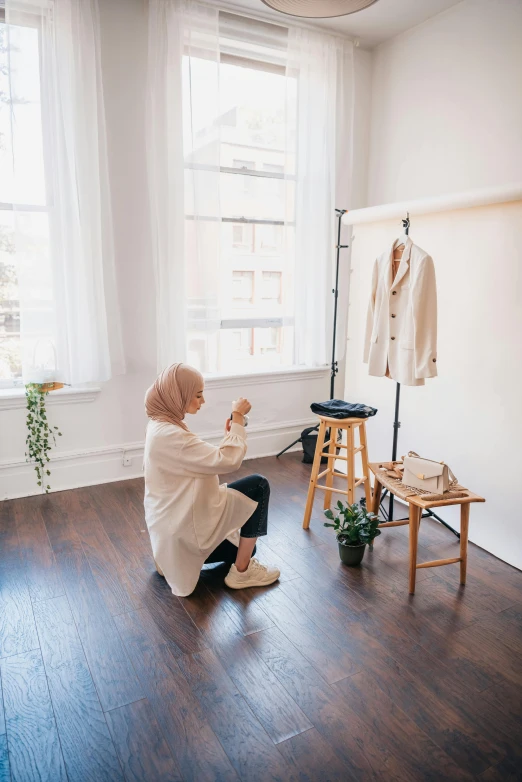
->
xmin=364 ymin=236 xmax=438 ymax=387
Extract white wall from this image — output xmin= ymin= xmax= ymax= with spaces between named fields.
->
xmin=344 ymin=200 xmax=522 ymax=570
xmin=343 ymin=0 xmax=522 ymax=570
xmin=367 ymin=0 xmax=522 ymax=206
xmin=0 ymin=0 xmax=332 ymax=499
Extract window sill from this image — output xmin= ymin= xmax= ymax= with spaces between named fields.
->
xmin=0 ymin=386 xmax=101 ymax=411
xmin=204 ymin=365 xmax=329 ymax=390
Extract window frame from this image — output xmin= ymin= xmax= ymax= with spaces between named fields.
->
xmin=0 ymin=10 xmax=49 ymax=388
xmin=183 ymin=48 xmax=295 ymax=343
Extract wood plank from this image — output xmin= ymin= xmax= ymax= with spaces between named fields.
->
xmin=0 ymin=503 xmax=39 ymax=660
xmin=479 ymin=756 xmax=522 ymax=781
xmin=13 ymin=499 xmax=63 ymax=602
xmin=86 ymin=485 xmax=154 ymax=569
xmin=0 ymin=649 xmax=67 ymax=781
xmin=247 ymin=625 xmax=404 ymax=781
xmin=114 ymin=608 xmax=240 ymax=782
xmin=0 ymin=670 xmax=10 ymax=782
xmin=106 ymin=698 xmax=183 ymax=782
xmin=276 ymin=727 xmax=352 ymax=782
xmin=128 ymin=564 xmax=208 ymax=655
xmin=432 ymin=619 xmax=522 ymax=689
xmin=71 ymin=497 xmax=142 ymax=616
xmin=478 ymin=681 xmax=522 ymax=744
xmin=255 ymin=538 xmax=301 ymax=583
xmin=43 ymin=496 xmax=144 ymax=711
xmin=182 ymin=583 xmax=312 ymax=744
xmin=0 ymin=735 xmax=8 ymax=782
xmin=252 ymin=584 xmax=361 ymax=683
xmin=177 ymin=647 xmax=294 ymax=782
xmin=33 ymin=595 xmax=125 ymax=781
xmin=336 ymin=670 xmax=474 ymax=781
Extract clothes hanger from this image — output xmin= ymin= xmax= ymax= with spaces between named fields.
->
xmin=393 ymin=213 xmax=410 ymax=252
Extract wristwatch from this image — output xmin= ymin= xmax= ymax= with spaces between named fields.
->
xmin=230 ymin=412 xmax=249 ymax=427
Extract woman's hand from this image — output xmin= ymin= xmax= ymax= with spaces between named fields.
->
xmin=232 ymin=397 xmax=252 ymax=416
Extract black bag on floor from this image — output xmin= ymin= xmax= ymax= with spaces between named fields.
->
xmin=301 ymin=427 xmax=330 ymax=465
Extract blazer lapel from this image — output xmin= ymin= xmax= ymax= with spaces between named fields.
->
xmin=390 ymin=237 xmax=412 ymax=290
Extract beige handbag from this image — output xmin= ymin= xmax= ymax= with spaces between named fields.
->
xmin=402 ymin=452 xmax=457 ymax=494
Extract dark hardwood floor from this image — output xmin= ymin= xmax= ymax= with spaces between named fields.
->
xmin=1 ymin=453 xmax=521 ymax=781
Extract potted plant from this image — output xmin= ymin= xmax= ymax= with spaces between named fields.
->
xmin=324 ymin=500 xmax=381 ymax=566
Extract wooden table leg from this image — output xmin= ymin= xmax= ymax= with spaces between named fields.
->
xmin=408 ymin=504 xmax=421 ymax=594
xmin=460 ymin=503 xmax=470 ymax=585
xmin=372 ymin=478 xmax=383 ymax=518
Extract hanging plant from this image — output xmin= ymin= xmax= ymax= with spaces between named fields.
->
xmin=25 ymin=383 xmax=63 ymax=493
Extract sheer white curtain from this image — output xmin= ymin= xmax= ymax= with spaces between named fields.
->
xmin=148 ymin=0 xmax=221 ymax=372
xmin=287 ymin=27 xmax=353 ymax=368
xmin=147 ymin=0 xmax=353 ymax=373
xmin=4 ymin=0 xmax=124 ymax=385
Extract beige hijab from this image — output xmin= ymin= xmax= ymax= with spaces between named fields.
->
xmin=145 ymin=363 xmax=204 ymax=431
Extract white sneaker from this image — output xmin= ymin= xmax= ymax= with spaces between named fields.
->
xmin=225 ymin=557 xmax=280 ymax=589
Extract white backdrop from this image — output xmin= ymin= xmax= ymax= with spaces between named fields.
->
xmin=344 ymin=199 xmax=522 ymax=570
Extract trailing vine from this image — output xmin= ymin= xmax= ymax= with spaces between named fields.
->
xmin=25 ymin=383 xmax=62 ymax=493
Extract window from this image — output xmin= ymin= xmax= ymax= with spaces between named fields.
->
xmin=233 ymin=159 xmax=255 ymax=193
xmin=183 ymin=12 xmax=297 ymax=375
xmin=0 ymin=16 xmax=47 ymax=387
xmin=232 ymin=223 xmax=254 ymax=251
xmin=257 ymin=327 xmax=280 ymax=355
xmin=261 ymin=271 xmax=282 ymax=304
xmin=232 ymin=271 xmax=254 ymax=305
xmin=256 ymin=225 xmax=283 ymax=255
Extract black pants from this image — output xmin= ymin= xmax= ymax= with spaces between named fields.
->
xmin=204 ymin=474 xmax=270 ymax=566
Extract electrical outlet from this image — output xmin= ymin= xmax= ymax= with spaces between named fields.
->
xmin=122 ymin=454 xmax=132 ymax=467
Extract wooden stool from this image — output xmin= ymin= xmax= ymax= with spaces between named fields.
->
xmin=370 ymin=462 xmax=485 ymax=594
xmin=303 ymin=416 xmax=372 ymax=530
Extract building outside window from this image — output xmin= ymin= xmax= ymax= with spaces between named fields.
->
xmin=261 ymin=271 xmax=282 ymax=304
xmin=232 ymin=270 xmax=254 ymax=305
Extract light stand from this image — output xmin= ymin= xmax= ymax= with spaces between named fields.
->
xmin=276 ymin=208 xmax=348 ymax=458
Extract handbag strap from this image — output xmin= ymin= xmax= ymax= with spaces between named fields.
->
xmin=407 ymin=451 xmax=458 ymax=486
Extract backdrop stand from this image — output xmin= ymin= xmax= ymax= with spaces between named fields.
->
xmin=364 ymin=213 xmax=459 ymax=538
xmin=276 ymin=208 xmax=347 ymax=458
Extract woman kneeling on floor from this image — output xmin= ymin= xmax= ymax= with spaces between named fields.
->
xmin=143 ymin=363 xmax=280 ymax=597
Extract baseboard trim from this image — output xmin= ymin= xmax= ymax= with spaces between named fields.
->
xmin=0 ymin=417 xmax=314 ymax=500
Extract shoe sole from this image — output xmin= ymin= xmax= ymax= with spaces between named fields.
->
xmin=224 ymin=572 xmax=280 ymax=590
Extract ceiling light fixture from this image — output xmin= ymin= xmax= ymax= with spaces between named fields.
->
xmin=260 ymin=0 xmax=379 ymax=19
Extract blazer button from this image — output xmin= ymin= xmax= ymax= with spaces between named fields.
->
xmin=392 ymin=291 xmax=397 ymax=295
xmin=391 ymin=314 xmax=396 ymax=318
xmin=433 ymin=358 xmax=437 ymax=362
xmin=391 ymin=337 xmax=395 ymax=340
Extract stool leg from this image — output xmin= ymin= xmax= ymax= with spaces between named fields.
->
xmin=408 ymin=504 xmax=421 ymax=594
xmin=347 ymin=425 xmax=355 ymax=505
xmin=460 ymin=503 xmax=470 ymax=585
xmin=323 ymin=426 xmax=338 ymax=510
xmin=359 ymin=422 xmax=372 ymax=509
xmin=303 ymin=419 xmax=327 ymax=529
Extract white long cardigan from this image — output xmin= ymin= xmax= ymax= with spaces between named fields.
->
xmin=144 ymin=420 xmax=257 ymax=596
